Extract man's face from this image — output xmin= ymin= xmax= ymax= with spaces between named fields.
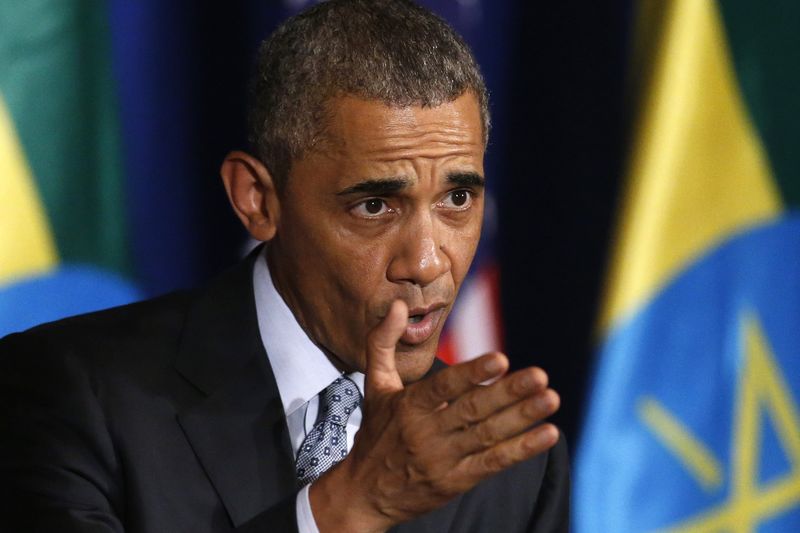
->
xmin=267 ymin=92 xmax=485 ymax=383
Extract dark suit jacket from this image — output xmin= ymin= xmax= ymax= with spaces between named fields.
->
xmin=0 ymin=253 xmax=569 ymax=532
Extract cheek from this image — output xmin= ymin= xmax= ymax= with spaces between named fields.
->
xmin=281 ymin=194 xmax=395 ymax=303
xmin=297 ymin=223 xmax=393 ymax=312
xmin=443 ymin=220 xmax=482 ymax=284
xmin=327 ymin=231 xmax=393 ymax=302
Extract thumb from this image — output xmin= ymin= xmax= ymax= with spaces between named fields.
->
xmin=365 ymin=299 xmax=407 ymax=395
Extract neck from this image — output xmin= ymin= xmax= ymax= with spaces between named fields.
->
xmin=264 ymin=245 xmax=354 ymax=375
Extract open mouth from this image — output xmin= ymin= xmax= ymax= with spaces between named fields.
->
xmin=400 ymin=305 xmax=447 ymax=345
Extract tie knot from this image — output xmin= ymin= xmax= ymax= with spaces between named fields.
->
xmin=321 ymin=376 xmax=362 ymax=426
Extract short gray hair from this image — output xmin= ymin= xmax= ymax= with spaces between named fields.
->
xmin=248 ymin=0 xmax=489 ymax=187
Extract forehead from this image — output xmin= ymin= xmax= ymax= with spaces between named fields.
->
xmin=320 ymin=93 xmax=485 ymax=159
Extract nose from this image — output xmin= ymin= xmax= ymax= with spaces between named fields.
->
xmin=387 ymin=211 xmax=451 ymax=287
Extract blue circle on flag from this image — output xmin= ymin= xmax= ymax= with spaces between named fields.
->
xmin=575 ymin=215 xmax=800 ymax=532
xmin=0 ymin=264 xmax=141 ymax=338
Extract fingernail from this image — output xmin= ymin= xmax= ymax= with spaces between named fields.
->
xmin=517 ymin=374 xmax=532 ymax=391
xmin=524 ymin=394 xmax=551 ymax=417
xmin=528 ymin=426 xmax=557 ymax=449
xmin=542 ymin=426 xmax=558 ymax=445
xmin=537 ymin=394 xmax=552 ymax=411
xmin=484 ymin=356 xmax=503 ymax=374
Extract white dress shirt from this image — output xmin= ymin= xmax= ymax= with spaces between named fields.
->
xmin=253 ymin=247 xmax=365 ymax=533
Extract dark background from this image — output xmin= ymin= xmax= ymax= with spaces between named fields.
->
xmin=109 ymin=1 xmax=634 ymax=448
xmin=498 ymin=3 xmax=631 ymax=444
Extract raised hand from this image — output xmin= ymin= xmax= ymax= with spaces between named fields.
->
xmin=309 ymin=300 xmax=560 ymax=533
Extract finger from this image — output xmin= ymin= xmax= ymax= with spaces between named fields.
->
xmin=365 ymin=299 xmax=408 ymax=395
xmin=459 ymin=423 xmax=560 ymax=482
xmin=409 ymin=352 xmax=510 ymax=410
xmin=455 ymin=388 xmax=560 ymax=456
xmin=438 ymin=367 xmax=549 ymax=432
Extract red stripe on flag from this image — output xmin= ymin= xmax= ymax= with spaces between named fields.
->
xmin=440 ymin=261 xmax=504 ymax=364
xmin=437 ymin=330 xmax=457 ymax=365
xmin=484 ymin=262 xmax=505 ymax=352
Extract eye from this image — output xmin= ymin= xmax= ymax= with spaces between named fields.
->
xmin=351 ymin=198 xmax=392 ymax=218
xmin=438 ymin=189 xmax=473 ymax=210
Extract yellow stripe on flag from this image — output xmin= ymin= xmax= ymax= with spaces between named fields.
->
xmin=600 ymin=0 xmax=781 ymax=332
xmin=0 ymin=93 xmax=57 ymax=284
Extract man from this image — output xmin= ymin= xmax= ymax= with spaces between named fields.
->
xmin=0 ymin=1 xmax=569 ymax=531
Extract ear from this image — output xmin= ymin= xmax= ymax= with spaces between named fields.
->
xmin=220 ymin=150 xmax=281 ymax=242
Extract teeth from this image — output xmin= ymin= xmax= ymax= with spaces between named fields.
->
xmin=409 ymin=315 xmax=423 ymax=324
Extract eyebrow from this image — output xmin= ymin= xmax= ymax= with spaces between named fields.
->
xmin=336 ymin=177 xmax=410 ymax=196
xmin=447 ymin=171 xmax=485 ymax=188
xmin=336 ymin=171 xmax=485 ymax=196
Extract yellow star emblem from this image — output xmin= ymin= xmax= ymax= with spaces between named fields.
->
xmin=638 ymin=313 xmax=800 ymax=532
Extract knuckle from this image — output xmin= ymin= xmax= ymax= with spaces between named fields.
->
xmin=480 ymin=450 xmax=509 ymax=473
xmin=473 ymin=421 xmax=498 ymax=448
xmin=458 ymin=396 xmax=482 ymax=423
xmin=522 ymin=433 xmax=546 ymax=455
xmin=424 ymin=476 xmax=458 ymax=501
xmin=524 ymin=389 xmax=559 ymax=418
xmin=432 ymin=374 xmax=455 ymax=400
xmin=522 ymin=435 xmax=542 ymax=454
xmin=524 ymin=425 xmax=557 ymax=454
xmin=523 ymin=396 xmax=544 ymax=419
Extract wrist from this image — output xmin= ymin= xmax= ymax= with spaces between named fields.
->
xmin=309 ymin=458 xmax=392 ymax=533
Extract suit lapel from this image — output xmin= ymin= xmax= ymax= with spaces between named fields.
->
xmin=177 ymin=357 xmax=296 ymax=527
xmin=174 ymin=248 xmax=297 ymax=527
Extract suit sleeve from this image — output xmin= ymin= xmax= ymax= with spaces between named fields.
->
xmin=0 ymin=332 xmax=125 ymax=532
xmin=527 ymin=432 xmax=571 ymax=532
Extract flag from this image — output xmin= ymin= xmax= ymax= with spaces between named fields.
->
xmin=0 ymin=1 xmax=140 ymax=337
xmin=0 ymin=2 xmax=279 ymax=337
xmin=575 ymin=1 xmax=800 ymax=531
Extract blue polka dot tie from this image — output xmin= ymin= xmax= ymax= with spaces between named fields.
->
xmin=295 ymin=376 xmax=362 ymax=486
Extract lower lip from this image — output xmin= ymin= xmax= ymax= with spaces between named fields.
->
xmin=401 ymin=308 xmax=445 ymax=345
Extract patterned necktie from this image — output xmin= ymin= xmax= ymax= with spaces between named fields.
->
xmin=295 ymin=376 xmax=362 ymax=486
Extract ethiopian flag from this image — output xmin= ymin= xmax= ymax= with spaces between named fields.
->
xmin=0 ymin=2 xmax=139 ymax=337
xmin=575 ymin=1 xmax=800 ymax=531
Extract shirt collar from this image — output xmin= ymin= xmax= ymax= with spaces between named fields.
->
xmin=253 ymin=246 xmax=364 ymax=416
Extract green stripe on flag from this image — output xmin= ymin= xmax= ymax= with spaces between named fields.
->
xmin=0 ymin=0 xmax=130 ymax=276
xmin=719 ymin=2 xmax=800 ymax=207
